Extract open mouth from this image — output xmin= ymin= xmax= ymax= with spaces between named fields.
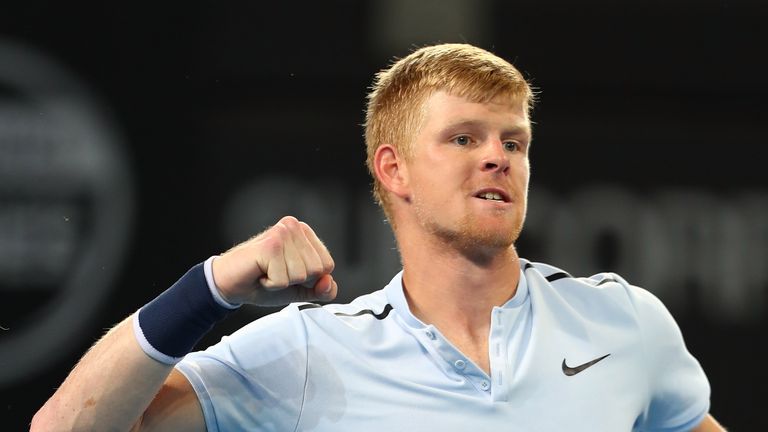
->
xmin=474 ymin=190 xmax=510 ymax=202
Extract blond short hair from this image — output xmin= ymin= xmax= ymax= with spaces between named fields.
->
xmin=364 ymin=43 xmax=535 ymax=221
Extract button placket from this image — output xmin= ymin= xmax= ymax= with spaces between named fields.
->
xmin=419 ymin=323 xmax=496 ymax=394
xmin=419 ymin=326 xmax=468 ymax=383
xmin=489 ymin=307 xmax=510 ymax=401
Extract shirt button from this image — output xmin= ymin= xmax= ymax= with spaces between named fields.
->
xmin=425 ymin=330 xmax=435 ymax=340
xmin=480 ymin=380 xmax=490 ymax=390
xmin=454 ymin=359 xmax=466 ymax=370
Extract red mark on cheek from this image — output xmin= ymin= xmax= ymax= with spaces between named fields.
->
xmin=84 ymin=397 xmax=96 ymax=408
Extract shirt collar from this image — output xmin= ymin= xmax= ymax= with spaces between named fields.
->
xmin=383 ymin=263 xmax=530 ymax=329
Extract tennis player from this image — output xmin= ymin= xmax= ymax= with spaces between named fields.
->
xmin=33 ymin=43 xmax=726 ymax=431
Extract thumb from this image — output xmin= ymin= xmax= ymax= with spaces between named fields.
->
xmin=312 ymin=274 xmax=337 ymax=301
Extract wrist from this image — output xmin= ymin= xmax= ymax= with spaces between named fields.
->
xmin=133 ymin=260 xmax=241 ymax=365
xmin=204 ymin=256 xmax=242 ymax=309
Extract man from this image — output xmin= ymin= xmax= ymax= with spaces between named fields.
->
xmin=33 ymin=43 xmax=725 ymax=431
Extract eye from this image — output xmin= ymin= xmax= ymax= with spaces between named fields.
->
xmin=503 ymin=141 xmax=519 ymax=152
xmin=453 ymin=135 xmax=470 ymax=146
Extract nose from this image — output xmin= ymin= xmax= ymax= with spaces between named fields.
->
xmin=481 ymin=141 xmax=510 ymax=174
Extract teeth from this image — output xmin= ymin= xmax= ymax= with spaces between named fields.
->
xmin=479 ymin=192 xmax=503 ymax=201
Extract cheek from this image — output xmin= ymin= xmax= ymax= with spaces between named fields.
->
xmin=410 ymin=169 xmax=447 ymax=203
xmin=421 ymin=162 xmax=466 ymax=190
xmin=513 ymin=159 xmax=530 ymax=185
xmin=522 ymin=170 xmax=531 ymax=189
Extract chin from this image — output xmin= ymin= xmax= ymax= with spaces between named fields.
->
xmin=472 ymin=214 xmax=523 ymax=243
xmin=432 ymin=217 xmax=522 ymax=253
xmin=470 ymin=227 xmax=519 ymax=249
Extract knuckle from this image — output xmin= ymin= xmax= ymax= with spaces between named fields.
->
xmin=267 ymin=227 xmax=290 ymax=245
xmin=298 ymin=221 xmax=314 ymax=234
xmin=280 ymin=216 xmax=300 ymax=228
xmin=305 ymin=263 xmax=324 ymax=277
xmin=262 ymin=236 xmax=284 ymax=254
xmin=271 ymin=223 xmax=289 ymax=236
xmin=325 ymin=257 xmax=336 ymax=272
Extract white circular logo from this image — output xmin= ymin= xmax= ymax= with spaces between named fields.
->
xmin=0 ymin=40 xmax=134 ymax=385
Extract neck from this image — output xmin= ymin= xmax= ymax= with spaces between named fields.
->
xmin=397 ymin=228 xmax=521 ymax=334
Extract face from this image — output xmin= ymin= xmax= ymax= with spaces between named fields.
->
xmin=404 ymin=90 xmax=531 ymax=254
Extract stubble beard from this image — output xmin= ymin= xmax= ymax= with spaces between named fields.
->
xmin=416 ymin=202 xmax=525 ymax=261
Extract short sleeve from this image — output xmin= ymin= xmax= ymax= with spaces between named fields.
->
xmin=175 ymin=304 xmax=309 ymax=432
xmin=629 ymin=285 xmax=711 ymax=431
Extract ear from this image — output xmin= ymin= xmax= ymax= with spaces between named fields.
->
xmin=373 ymin=144 xmax=410 ymax=200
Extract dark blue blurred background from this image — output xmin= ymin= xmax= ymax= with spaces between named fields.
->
xmin=1 ymin=1 xmax=765 ymax=429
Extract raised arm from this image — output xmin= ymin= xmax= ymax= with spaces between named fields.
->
xmin=31 ymin=216 xmax=336 ymax=431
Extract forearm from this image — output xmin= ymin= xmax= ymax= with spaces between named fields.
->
xmin=32 ymin=313 xmax=173 ymax=431
xmin=31 ymin=219 xmax=336 ymax=430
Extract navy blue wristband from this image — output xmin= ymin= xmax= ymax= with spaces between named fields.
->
xmin=133 ymin=262 xmax=235 ymax=364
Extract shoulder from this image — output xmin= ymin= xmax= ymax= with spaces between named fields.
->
xmin=522 ymin=259 xmax=676 ymax=330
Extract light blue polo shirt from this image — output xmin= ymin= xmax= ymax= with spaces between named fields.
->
xmin=176 ymin=259 xmax=710 ymax=431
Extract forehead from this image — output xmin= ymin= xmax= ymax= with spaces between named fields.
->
xmin=419 ymin=90 xmax=531 ymax=134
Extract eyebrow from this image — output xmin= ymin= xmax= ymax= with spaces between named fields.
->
xmin=442 ymin=119 xmax=532 ymax=137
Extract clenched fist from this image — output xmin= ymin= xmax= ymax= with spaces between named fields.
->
xmin=211 ymin=216 xmax=337 ymax=306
